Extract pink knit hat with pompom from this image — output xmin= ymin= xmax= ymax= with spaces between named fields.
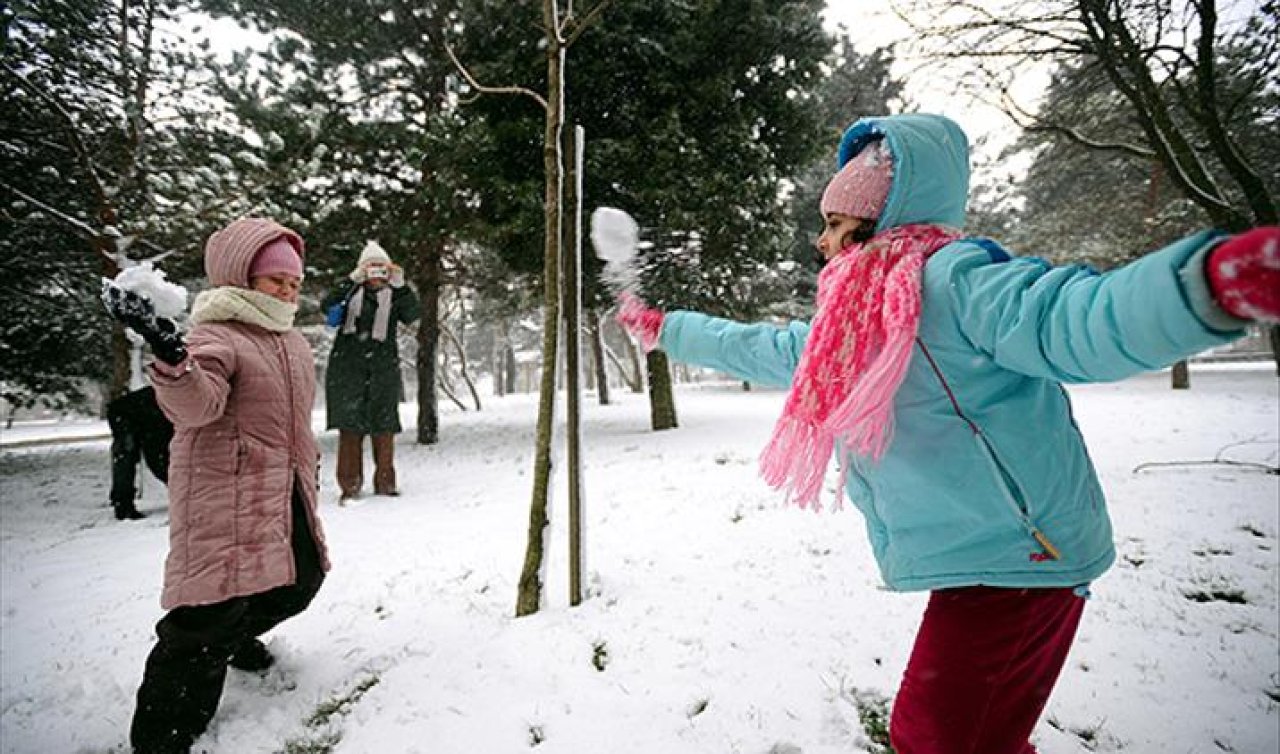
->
xmin=820 ymin=139 xmax=894 ymax=220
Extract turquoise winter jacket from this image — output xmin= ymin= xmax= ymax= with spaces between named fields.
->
xmin=659 ymin=114 xmax=1248 ymax=592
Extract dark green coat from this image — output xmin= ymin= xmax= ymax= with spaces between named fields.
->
xmin=323 ymin=282 xmax=421 ymax=434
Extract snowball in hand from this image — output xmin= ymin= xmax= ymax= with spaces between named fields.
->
xmin=590 ymin=207 xmax=639 ymax=265
xmin=110 ymin=263 xmax=188 ymax=319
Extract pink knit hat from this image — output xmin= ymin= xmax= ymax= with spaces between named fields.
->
xmin=820 ymin=139 xmax=894 ymax=220
xmin=204 ymin=217 xmax=305 ymax=288
xmin=248 ymin=237 xmax=304 ymax=279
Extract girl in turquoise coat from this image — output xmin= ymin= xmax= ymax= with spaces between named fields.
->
xmin=615 ymin=113 xmax=1280 ymax=753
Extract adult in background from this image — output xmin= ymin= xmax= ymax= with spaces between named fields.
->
xmin=322 ymin=243 xmax=421 ymax=500
xmin=106 ymin=385 xmax=174 ymax=520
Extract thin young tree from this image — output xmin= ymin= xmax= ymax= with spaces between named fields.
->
xmin=446 ymin=0 xmax=613 ymax=616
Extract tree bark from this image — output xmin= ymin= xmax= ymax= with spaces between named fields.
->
xmin=437 ymin=373 xmax=467 ymax=411
xmin=1270 ymin=326 xmax=1280 ymax=378
xmin=504 ymin=343 xmax=518 ymax=394
xmin=589 ymin=308 xmax=610 ymax=405
xmin=603 ymin=342 xmax=639 ymax=392
xmin=647 ymin=350 xmax=678 ymax=431
xmin=516 ymin=1 xmax=567 ymax=618
xmin=625 ymin=337 xmax=644 ymax=393
xmin=1076 ymin=1 xmax=1249 ymax=231
xmin=441 ymin=323 xmax=481 ymax=411
xmin=492 ymin=334 xmax=505 ymax=397
xmin=414 ymin=237 xmax=442 ymax=444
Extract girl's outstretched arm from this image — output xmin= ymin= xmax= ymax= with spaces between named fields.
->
xmin=941 ymin=230 xmax=1253 ymax=383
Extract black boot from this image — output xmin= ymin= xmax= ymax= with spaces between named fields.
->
xmin=228 ymin=638 xmax=274 ymax=672
xmin=131 ymin=636 xmax=229 ymax=754
xmin=113 ymin=500 xmax=147 ymax=520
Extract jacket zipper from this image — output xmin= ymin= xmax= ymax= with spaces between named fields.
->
xmin=914 ymin=339 xmax=1062 ymax=561
xmin=278 ymin=334 xmax=298 ymax=574
xmin=970 ymin=430 xmax=1062 ymax=560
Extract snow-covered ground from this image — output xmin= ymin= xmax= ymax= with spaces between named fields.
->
xmin=1 ymin=365 xmax=1276 ymax=754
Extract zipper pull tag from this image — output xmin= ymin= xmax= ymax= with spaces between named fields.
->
xmin=1031 ymin=529 xmax=1062 ymax=561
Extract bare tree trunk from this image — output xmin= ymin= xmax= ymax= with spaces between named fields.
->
xmin=504 ymin=343 xmax=518 ymax=394
xmin=444 ymin=0 xmax=612 ymax=616
xmin=516 ymin=2 xmax=567 ymax=617
xmin=437 ymin=374 xmax=467 ymax=411
xmin=603 ymin=343 xmax=639 ymax=392
xmin=492 ymin=333 xmax=505 ymax=397
xmin=1269 ymin=326 xmax=1280 ymax=378
xmin=589 ymin=308 xmax=610 ymax=405
xmin=647 ymin=350 xmax=678 ymax=431
xmin=106 ymin=324 xmax=131 ymax=412
xmin=584 ymin=337 xmax=597 ymax=391
xmin=414 ymin=237 xmax=442 ymax=444
xmin=625 ymin=337 xmax=644 ymax=393
xmin=441 ymin=323 xmax=482 ymax=411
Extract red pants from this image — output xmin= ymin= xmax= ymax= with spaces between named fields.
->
xmin=889 ymin=585 xmax=1086 ymax=754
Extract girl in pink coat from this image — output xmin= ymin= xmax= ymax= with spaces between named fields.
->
xmin=104 ymin=217 xmax=332 ymax=754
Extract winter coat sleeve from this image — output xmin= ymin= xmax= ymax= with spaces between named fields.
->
xmin=944 ymin=230 xmax=1247 ymax=384
xmin=659 ymin=310 xmax=810 ymax=388
xmin=322 ymin=284 xmax=358 ymax=312
xmin=394 ymin=285 xmax=422 ymax=326
xmin=146 ymin=326 xmax=236 ymax=427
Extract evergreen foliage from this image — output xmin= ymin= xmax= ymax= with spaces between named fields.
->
xmin=452 ymin=0 xmax=840 ymax=321
xmin=1 ymin=0 xmax=910 ymax=414
xmin=1 ymin=0 xmax=243 ymax=410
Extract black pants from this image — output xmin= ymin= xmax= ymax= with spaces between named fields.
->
xmin=129 ymin=488 xmax=325 ymax=754
xmin=108 ymin=387 xmax=173 ymax=505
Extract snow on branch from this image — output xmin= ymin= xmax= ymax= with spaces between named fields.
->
xmin=1 ymin=181 xmax=99 ymax=239
xmin=1 ymin=61 xmax=114 ymax=213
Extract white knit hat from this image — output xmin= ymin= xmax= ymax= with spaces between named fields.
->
xmin=349 ymin=241 xmax=401 ymax=284
xmin=357 ymin=241 xmax=392 ymax=267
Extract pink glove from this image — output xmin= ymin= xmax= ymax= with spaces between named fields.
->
xmin=616 ymin=292 xmax=664 ymax=352
xmin=1207 ymin=226 xmax=1280 ymax=322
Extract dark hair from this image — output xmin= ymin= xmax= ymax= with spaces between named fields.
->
xmin=813 ymin=218 xmax=879 ymax=269
xmin=840 ymin=218 xmax=877 ymax=249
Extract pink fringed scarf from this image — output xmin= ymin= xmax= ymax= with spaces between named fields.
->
xmin=759 ymin=223 xmax=961 ymax=510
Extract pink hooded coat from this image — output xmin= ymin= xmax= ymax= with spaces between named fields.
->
xmin=149 ymin=218 xmax=331 ymax=609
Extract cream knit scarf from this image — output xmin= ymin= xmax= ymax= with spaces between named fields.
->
xmin=342 ymin=286 xmax=394 ymax=342
xmin=190 ymin=287 xmax=297 ymax=332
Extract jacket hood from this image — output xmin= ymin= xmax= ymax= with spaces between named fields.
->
xmin=835 ymin=114 xmax=970 ymax=232
xmin=204 ymin=217 xmax=305 ymax=288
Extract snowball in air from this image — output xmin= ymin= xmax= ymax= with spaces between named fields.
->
xmin=590 ymin=207 xmax=639 ymax=264
xmin=111 ymin=263 xmax=189 ymax=319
